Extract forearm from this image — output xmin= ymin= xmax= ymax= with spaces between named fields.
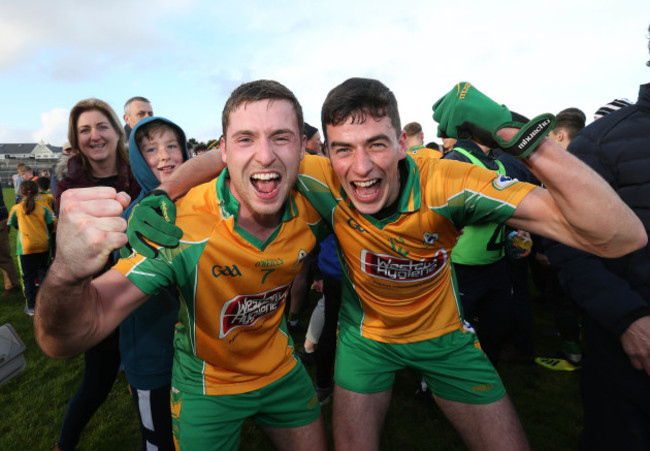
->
xmin=161 ymin=150 xmax=225 ymax=200
xmin=507 ymin=132 xmax=647 ymax=257
xmin=34 ymin=262 xmax=103 ymax=359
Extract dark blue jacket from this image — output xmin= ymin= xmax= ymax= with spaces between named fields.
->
xmin=546 ymin=84 xmax=650 ymax=338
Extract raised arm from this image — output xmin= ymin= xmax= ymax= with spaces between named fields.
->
xmin=162 ymin=149 xmax=225 ymax=199
xmin=35 ymin=187 xmax=150 ymax=359
xmin=433 ymin=82 xmax=647 ymax=258
xmin=503 ymin=130 xmax=646 ymax=257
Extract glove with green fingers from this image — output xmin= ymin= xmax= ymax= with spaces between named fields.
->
xmin=119 ymin=189 xmax=183 ymax=259
xmin=432 ymin=82 xmax=555 ymax=159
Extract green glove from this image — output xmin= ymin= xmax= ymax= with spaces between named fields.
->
xmin=119 ymin=189 xmax=183 ymax=259
xmin=432 ymin=82 xmax=555 ymax=158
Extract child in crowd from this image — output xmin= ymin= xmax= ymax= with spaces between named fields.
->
xmin=117 ymin=116 xmax=189 ymax=450
xmin=37 ymin=177 xmax=56 ymax=213
xmin=8 ymin=180 xmax=56 ymax=316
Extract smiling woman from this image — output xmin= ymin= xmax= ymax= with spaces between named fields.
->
xmin=55 ymin=98 xmax=140 ymax=211
xmin=50 ymin=98 xmax=141 ymax=451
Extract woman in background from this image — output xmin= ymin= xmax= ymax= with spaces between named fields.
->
xmin=53 ymin=98 xmax=140 ymax=451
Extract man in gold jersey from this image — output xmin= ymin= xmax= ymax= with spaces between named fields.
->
xmin=34 ymin=80 xmax=329 ymax=451
xmin=119 ymin=78 xmax=646 ymax=450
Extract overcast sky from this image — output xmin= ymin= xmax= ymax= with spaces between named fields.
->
xmin=1 ymin=0 xmax=649 ymax=147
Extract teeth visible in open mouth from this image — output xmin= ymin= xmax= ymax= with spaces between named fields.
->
xmin=355 ymin=179 xmax=377 ymax=187
xmin=252 ymin=173 xmax=279 ymax=180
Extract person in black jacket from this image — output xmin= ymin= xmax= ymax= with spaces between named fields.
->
xmin=546 ymin=26 xmax=650 ymax=450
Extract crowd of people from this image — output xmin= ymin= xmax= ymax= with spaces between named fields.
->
xmin=0 ymin=27 xmax=648 ymax=451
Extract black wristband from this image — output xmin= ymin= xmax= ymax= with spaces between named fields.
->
xmin=495 ymin=114 xmax=556 ymax=159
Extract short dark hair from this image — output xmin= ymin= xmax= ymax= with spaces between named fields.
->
xmin=221 ymin=80 xmax=304 ymax=139
xmin=321 ymin=78 xmax=401 ymax=142
xmin=425 ymin=141 xmax=440 ymax=151
xmin=403 ymin=122 xmax=422 ymax=137
xmin=554 ymin=107 xmax=586 ymax=140
xmin=36 ymin=176 xmax=50 ymax=191
xmin=194 ymin=143 xmax=208 ymax=153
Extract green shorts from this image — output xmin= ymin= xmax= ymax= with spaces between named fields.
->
xmin=334 ymin=326 xmax=505 ymax=404
xmin=170 ymin=364 xmax=320 ymax=450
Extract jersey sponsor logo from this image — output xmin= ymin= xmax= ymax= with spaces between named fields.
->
xmin=347 ymin=218 xmax=368 ymax=234
xmin=492 ymin=175 xmax=518 ymax=190
xmin=212 ymin=264 xmax=242 ymax=278
xmin=219 ymin=283 xmax=290 ymax=338
xmin=423 ymin=232 xmax=439 ymax=246
xmin=255 ymin=258 xmax=284 ymax=268
xmin=359 ymin=249 xmax=447 ymax=283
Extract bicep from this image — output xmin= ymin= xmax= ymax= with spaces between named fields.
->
xmin=505 ymin=187 xmax=581 ymax=249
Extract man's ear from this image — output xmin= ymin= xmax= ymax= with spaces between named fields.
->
xmin=398 ymin=130 xmax=408 ymax=159
xmin=300 ymin=134 xmax=306 ymax=161
xmin=220 ymin=137 xmax=227 ymax=165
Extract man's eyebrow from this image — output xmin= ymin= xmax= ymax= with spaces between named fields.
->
xmin=329 ymin=133 xmax=391 ymax=148
xmin=270 ymin=128 xmax=297 ymax=137
xmin=230 ymin=129 xmax=257 ymax=137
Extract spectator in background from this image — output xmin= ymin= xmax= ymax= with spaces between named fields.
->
xmin=546 ymin=32 xmax=650 ymax=446
xmin=443 ymin=136 xmax=532 ymax=365
xmin=426 ymin=141 xmax=441 ymax=152
xmin=547 ymin=108 xmax=586 ymax=150
xmin=593 ymin=98 xmax=633 ymax=120
xmin=8 ymin=180 xmax=56 ymax=316
xmin=534 ymin=107 xmax=587 ymax=368
xmin=52 ymin=97 xmax=140 ymax=451
xmin=193 ymin=142 xmax=208 ymax=156
xmin=207 ymin=138 xmax=220 ymax=152
xmin=123 ymin=96 xmax=153 ymax=138
xmin=53 ymin=141 xmax=73 ymax=198
xmin=15 ymin=163 xmax=38 ymax=204
xmin=0 ymin=175 xmax=20 ymax=296
xmin=405 ymin=122 xmax=442 ymax=158
xmin=12 ymin=172 xmax=22 ymax=203
xmin=304 ymin=122 xmax=324 ymax=156
xmin=37 ymin=177 xmax=56 ymax=212
xmin=404 ymin=121 xmax=424 ymax=150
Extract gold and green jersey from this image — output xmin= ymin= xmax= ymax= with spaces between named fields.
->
xmin=38 ymin=192 xmax=56 ymax=214
xmin=8 ymin=199 xmax=56 ymax=255
xmin=114 ymin=170 xmax=329 ymax=395
xmin=407 ymin=145 xmax=442 ymax=159
xmin=297 ymin=153 xmax=535 ymax=344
